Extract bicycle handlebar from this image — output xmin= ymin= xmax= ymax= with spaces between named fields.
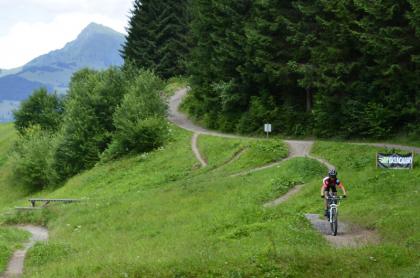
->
xmin=322 ymin=195 xmax=346 ymax=199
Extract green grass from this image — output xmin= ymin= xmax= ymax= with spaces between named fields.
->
xmin=0 ymin=123 xmax=418 ymax=277
xmin=0 ymin=227 xmax=29 ymax=273
xmin=311 ymin=142 xmax=420 ymax=243
xmin=0 ymin=123 xmax=16 ymax=167
xmin=0 ymin=124 xmax=31 ymax=273
xmin=0 ymin=124 xmax=32 ymax=211
xmin=197 ymin=135 xmax=288 ymax=174
xmin=375 ymin=137 xmax=420 ymax=148
xmin=318 ymin=136 xmax=420 ymax=148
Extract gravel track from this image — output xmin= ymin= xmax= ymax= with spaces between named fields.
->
xmin=304 ymin=214 xmax=379 ymax=247
xmin=1 ymin=225 xmax=48 ymax=278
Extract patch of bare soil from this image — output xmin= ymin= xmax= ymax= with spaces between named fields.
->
xmin=305 ymin=214 xmax=380 ymax=248
xmin=284 ymin=140 xmax=314 ymax=157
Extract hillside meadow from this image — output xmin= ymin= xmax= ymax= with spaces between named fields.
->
xmin=0 ymin=124 xmax=31 ymax=272
xmin=0 ymin=123 xmax=418 ymax=277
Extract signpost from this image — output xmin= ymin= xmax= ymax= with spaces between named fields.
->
xmin=264 ymin=123 xmax=272 ymax=138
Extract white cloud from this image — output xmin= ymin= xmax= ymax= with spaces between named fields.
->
xmin=0 ymin=0 xmax=132 ymax=69
xmin=0 ymin=0 xmax=133 ymax=15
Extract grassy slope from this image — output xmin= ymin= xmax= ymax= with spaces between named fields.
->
xmin=0 ymin=227 xmax=29 ymax=273
xmin=0 ymin=123 xmax=418 ymax=277
xmin=196 ymin=135 xmax=288 ymax=174
xmin=0 ymin=123 xmax=15 ymax=168
xmin=19 ymin=130 xmax=315 ymax=277
xmin=0 ymin=124 xmax=31 ymax=273
xmin=0 ymin=124 xmax=31 ymax=210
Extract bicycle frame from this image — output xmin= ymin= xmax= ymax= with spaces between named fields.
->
xmin=326 ymin=195 xmax=342 ymax=235
xmin=327 ymin=196 xmax=340 ymax=218
xmin=329 ymin=203 xmax=338 ymax=223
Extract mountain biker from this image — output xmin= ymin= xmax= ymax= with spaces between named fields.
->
xmin=321 ymin=169 xmax=347 ymax=217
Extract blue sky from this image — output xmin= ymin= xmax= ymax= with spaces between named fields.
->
xmin=0 ymin=0 xmax=133 ymax=69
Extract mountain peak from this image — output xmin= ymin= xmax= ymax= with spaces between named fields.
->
xmin=78 ymin=23 xmax=121 ymax=39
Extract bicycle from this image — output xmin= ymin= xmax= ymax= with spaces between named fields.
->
xmin=326 ymin=194 xmax=345 ymax=236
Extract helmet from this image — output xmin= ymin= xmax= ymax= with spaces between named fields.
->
xmin=328 ymin=169 xmax=337 ymax=178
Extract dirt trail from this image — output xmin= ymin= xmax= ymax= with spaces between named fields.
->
xmin=263 ymin=184 xmax=304 ymax=208
xmin=224 ymin=148 xmax=247 ymax=166
xmin=170 ymin=88 xmax=420 ymax=154
xmin=209 ymin=148 xmax=248 ymax=172
xmin=284 ymin=140 xmax=314 ymax=157
xmin=169 ymin=89 xmax=336 ymax=173
xmin=304 ymin=214 xmax=379 ymax=247
xmin=192 ymin=133 xmax=207 ymax=167
xmin=169 ymin=88 xmax=210 ymax=135
xmin=168 ymin=88 xmax=405 ymax=248
xmin=169 ymin=88 xmax=243 ymax=138
xmin=231 ymin=141 xmax=318 ymax=177
xmin=1 ymin=225 xmax=48 ymax=278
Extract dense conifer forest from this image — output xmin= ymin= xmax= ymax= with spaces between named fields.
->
xmin=124 ymin=0 xmax=419 ymax=139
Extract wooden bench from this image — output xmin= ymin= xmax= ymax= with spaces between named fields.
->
xmin=28 ymin=198 xmax=81 ymax=208
xmin=15 ymin=206 xmax=43 ymax=211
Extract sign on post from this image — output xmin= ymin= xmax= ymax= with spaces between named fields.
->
xmin=377 ymin=153 xmax=414 ymax=169
xmin=264 ymin=123 xmax=272 ymax=138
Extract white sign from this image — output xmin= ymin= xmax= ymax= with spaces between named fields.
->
xmin=377 ymin=153 xmax=414 ymax=169
xmin=264 ymin=124 xmax=272 ymax=133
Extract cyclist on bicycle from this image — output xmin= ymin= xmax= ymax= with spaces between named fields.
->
xmin=321 ymin=169 xmax=347 ymax=217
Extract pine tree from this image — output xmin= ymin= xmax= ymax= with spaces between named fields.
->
xmin=122 ymin=0 xmax=190 ymax=79
xmin=187 ymin=0 xmax=255 ymax=131
xmin=407 ymin=0 xmax=420 ymax=136
xmin=185 ymin=0 xmax=419 ymax=138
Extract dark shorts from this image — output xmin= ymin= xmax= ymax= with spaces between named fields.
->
xmin=323 ymin=186 xmax=337 ymax=193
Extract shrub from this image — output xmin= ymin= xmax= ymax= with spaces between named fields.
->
xmin=51 ymin=68 xmax=127 ymax=182
xmin=13 ymin=88 xmax=64 ymax=134
xmin=10 ymin=126 xmax=55 ymax=190
xmin=103 ymin=117 xmax=169 ymax=160
xmin=102 ymin=70 xmax=169 ymax=160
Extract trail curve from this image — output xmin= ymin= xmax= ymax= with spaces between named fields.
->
xmin=1 ymin=225 xmax=48 ymax=278
xmin=192 ymin=133 xmax=207 ymax=167
xmin=169 ymin=88 xmax=388 ymax=248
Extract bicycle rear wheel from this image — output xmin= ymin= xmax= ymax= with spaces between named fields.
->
xmin=330 ymin=208 xmax=338 ymax=236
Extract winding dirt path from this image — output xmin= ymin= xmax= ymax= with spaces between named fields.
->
xmin=1 ymin=225 xmax=48 ymax=278
xmin=170 ymin=88 xmax=420 ymax=154
xmin=263 ymin=184 xmax=305 ymax=208
xmin=169 ymin=88 xmax=243 ymax=138
xmin=168 ymin=88 xmax=413 ymax=248
xmin=169 ymin=88 xmax=338 ymax=177
xmin=224 ymin=148 xmax=247 ymax=166
xmin=192 ymin=133 xmax=207 ymax=167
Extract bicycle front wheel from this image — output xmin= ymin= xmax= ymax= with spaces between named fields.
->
xmin=330 ymin=208 xmax=338 ymax=236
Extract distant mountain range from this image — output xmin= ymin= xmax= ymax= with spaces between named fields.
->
xmin=0 ymin=23 xmax=125 ymax=121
